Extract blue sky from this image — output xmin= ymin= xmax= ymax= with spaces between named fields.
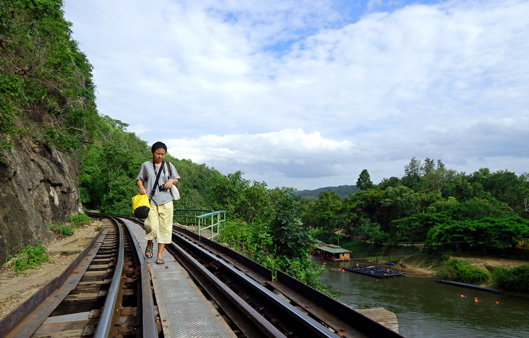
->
xmin=63 ymin=0 xmax=529 ymax=190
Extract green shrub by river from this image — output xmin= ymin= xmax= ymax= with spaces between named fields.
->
xmin=436 ymin=258 xmax=491 ymax=284
xmin=492 ymin=265 xmax=529 ymax=294
xmin=435 ymin=258 xmax=529 ymax=294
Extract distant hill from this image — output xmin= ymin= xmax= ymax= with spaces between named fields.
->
xmin=295 ymin=185 xmax=359 ymax=199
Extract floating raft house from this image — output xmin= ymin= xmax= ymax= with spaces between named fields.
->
xmin=312 ymin=240 xmax=350 ymax=261
xmin=344 ymin=263 xmax=405 ymax=278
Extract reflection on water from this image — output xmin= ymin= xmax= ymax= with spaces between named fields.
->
xmin=314 ymin=257 xmax=529 ymax=338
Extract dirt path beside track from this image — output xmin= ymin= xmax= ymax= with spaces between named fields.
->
xmin=0 ymin=221 xmax=102 ymax=320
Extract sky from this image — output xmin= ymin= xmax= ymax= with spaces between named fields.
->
xmin=62 ymin=0 xmax=529 ymax=190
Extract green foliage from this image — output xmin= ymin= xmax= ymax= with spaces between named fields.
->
xmin=343 ymin=185 xmax=423 ymax=233
xmin=436 ymin=258 xmax=491 ymax=284
xmin=67 ymin=212 xmax=91 ymax=227
xmin=6 ymin=243 xmax=50 ymax=274
xmin=172 ymin=159 xmax=214 ymax=209
xmin=447 ymin=197 xmax=516 ymax=220
xmin=208 ymin=171 xmax=272 ymax=223
xmin=332 ymin=158 xmax=528 ymax=254
xmin=425 ymin=217 xmax=529 ymax=252
xmin=80 ymin=138 xmax=146 ymax=212
xmin=218 ymin=220 xmax=272 ymax=255
xmin=218 ymin=219 xmax=328 ymax=293
xmin=0 ymin=0 xmax=98 ymax=157
xmin=301 ymin=190 xmax=344 ymax=235
xmin=48 ymin=223 xmax=74 ymax=237
xmin=492 ymin=265 xmax=529 ymax=294
xmin=393 ymin=213 xmax=447 ymax=245
xmin=47 ymin=212 xmax=91 ymax=237
xmin=426 ymin=196 xmax=459 ymax=213
xmin=356 ymin=169 xmax=374 ymax=191
xmin=43 ymin=127 xmax=81 ymax=152
xmin=268 ymin=188 xmax=313 ymax=259
xmin=0 ymin=73 xmax=26 ymax=135
xmin=277 ymin=256 xmax=328 ymax=292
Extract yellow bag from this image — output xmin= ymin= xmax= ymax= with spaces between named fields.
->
xmin=131 ymin=194 xmax=150 ymax=219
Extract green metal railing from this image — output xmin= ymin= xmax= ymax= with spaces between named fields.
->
xmin=174 ymin=208 xmax=226 ymax=240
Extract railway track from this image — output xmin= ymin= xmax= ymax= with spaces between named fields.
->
xmin=167 ymin=224 xmax=403 ymax=338
xmin=1 ymin=214 xmax=403 ymax=337
xmin=0 ymin=215 xmax=158 ymax=338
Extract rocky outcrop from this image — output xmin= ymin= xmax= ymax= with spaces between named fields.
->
xmin=0 ymin=136 xmax=82 ymax=264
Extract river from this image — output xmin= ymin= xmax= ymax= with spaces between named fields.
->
xmin=314 ymin=257 xmax=529 ymax=337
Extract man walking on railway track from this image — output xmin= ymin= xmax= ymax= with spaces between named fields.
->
xmin=136 ymin=141 xmax=180 ymax=264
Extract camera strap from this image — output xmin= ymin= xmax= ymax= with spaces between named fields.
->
xmin=166 ymin=162 xmax=172 ymax=176
xmin=149 ymin=161 xmax=165 ymax=201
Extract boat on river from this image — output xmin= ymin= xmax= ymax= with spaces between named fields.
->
xmin=344 ymin=263 xmax=406 ymax=278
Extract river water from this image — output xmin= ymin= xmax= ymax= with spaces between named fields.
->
xmin=314 ymin=257 xmax=529 ymax=337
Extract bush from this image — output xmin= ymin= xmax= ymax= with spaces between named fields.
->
xmin=48 ymin=223 xmax=75 ymax=237
xmin=276 ymin=255 xmax=329 ymax=294
xmin=218 ymin=220 xmax=330 ymax=294
xmin=218 ymin=220 xmax=272 ymax=255
xmin=6 ymin=243 xmax=50 ymax=274
xmin=67 ymin=212 xmax=92 ymax=228
xmin=47 ymin=213 xmax=91 ymax=237
xmin=436 ymin=258 xmax=491 ymax=284
xmin=492 ymin=265 xmax=529 ymax=294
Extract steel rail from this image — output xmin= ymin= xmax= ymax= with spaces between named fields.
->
xmin=114 ymin=215 xmax=402 ymax=337
xmin=168 ymin=239 xmax=286 ymax=337
xmin=93 ymin=216 xmax=125 ymax=338
xmin=0 ymin=229 xmax=106 ymax=338
xmin=121 ymin=218 xmax=158 ymax=338
xmin=172 ymin=231 xmax=338 ymax=337
xmin=174 ymin=225 xmax=403 ymax=338
xmin=174 ymin=225 xmax=274 ymax=280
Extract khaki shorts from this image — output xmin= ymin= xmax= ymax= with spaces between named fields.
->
xmin=144 ymin=200 xmax=174 ymax=244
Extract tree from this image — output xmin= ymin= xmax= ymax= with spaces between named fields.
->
xmin=448 ymin=197 xmax=516 ymax=220
xmin=442 ymin=174 xmax=478 ymax=202
xmin=241 ymin=181 xmax=270 ymax=224
xmin=426 ymin=217 xmax=529 ymax=253
xmin=378 ymin=186 xmax=421 ymax=232
xmin=427 ymin=196 xmax=459 ymax=213
xmin=421 ymin=158 xmax=435 ymax=176
xmin=356 ymin=169 xmax=374 ymax=191
xmin=402 ymin=157 xmax=421 ymax=189
xmin=484 ymin=170 xmax=527 ymax=214
xmin=422 ymin=163 xmax=455 ymax=193
xmin=268 ymin=189 xmax=313 ymax=259
xmin=305 ymin=191 xmax=345 ymax=243
xmin=483 ymin=217 xmax=529 ymax=252
xmin=393 ymin=213 xmax=450 ymax=246
xmin=378 ymin=176 xmax=401 ymax=189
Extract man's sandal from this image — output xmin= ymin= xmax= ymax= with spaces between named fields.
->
xmin=155 ymin=258 xmax=164 ymax=264
xmin=145 ymin=248 xmax=153 ymax=258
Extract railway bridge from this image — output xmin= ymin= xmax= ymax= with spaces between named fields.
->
xmin=0 ymin=211 xmax=402 ymax=337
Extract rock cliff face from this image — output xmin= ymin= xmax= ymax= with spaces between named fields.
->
xmin=0 ymin=136 xmax=82 ymax=264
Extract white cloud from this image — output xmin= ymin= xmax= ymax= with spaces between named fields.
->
xmin=168 ymin=128 xmax=356 ymax=172
xmin=63 ymin=0 xmax=529 ymax=189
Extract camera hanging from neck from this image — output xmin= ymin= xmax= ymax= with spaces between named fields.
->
xmin=150 ymin=161 xmax=165 ymax=200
